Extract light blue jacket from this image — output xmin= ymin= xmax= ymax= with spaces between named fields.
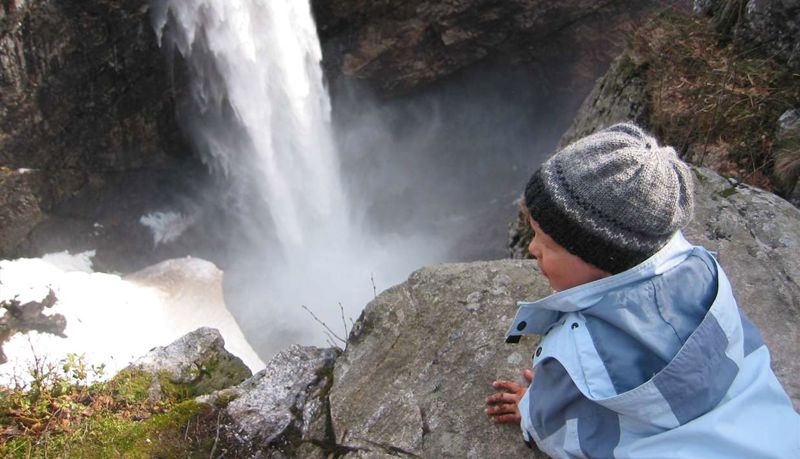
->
xmin=505 ymin=231 xmax=800 ymax=458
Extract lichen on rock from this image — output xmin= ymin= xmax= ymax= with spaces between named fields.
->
xmin=130 ymin=326 xmax=252 ymax=398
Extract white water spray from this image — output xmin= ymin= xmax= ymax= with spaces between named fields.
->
xmin=151 ymin=0 xmax=443 ymax=355
xmin=152 ymin=0 xmax=346 ymax=248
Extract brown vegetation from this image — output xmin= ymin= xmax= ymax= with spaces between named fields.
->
xmin=630 ymin=10 xmax=800 ymax=193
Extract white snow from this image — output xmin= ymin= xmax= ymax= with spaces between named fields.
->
xmin=0 ymin=252 xmax=264 ymax=386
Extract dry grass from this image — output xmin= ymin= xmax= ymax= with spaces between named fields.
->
xmin=630 ymin=10 xmax=800 ymax=193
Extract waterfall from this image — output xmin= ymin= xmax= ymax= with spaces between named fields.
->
xmin=151 ymin=0 xmax=346 ymax=248
xmin=149 ymin=0 xmax=441 ymax=356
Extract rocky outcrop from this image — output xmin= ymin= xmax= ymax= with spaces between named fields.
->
xmin=330 ymin=260 xmax=549 ymax=457
xmin=131 ymin=327 xmax=252 ymax=397
xmin=312 ymin=0 xmax=669 ymax=95
xmin=212 ymin=345 xmax=339 ymax=457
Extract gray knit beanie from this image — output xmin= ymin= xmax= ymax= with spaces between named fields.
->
xmin=524 ymin=123 xmax=694 ymax=274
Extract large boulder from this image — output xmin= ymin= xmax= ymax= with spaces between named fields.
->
xmin=330 ymin=260 xmax=549 ymax=457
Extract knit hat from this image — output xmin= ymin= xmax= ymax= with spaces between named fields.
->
xmin=524 ymin=123 xmax=694 ymax=274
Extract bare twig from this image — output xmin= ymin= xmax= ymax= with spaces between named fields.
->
xmin=302 ymin=305 xmax=346 ymax=344
xmin=184 ymin=417 xmax=191 ymax=441
xmin=209 ymin=410 xmax=222 ymax=459
xmin=370 ymin=273 xmax=377 ymax=299
xmin=338 ymin=302 xmax=349 ymax=342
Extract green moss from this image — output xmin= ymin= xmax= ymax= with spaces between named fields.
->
xmin=693 ymin=169 xmax=710 ymax=184
xmin=0 ymin=366 xmax=231 ymax=458
xmin=718 ymin=187 xmax=739 ymax=198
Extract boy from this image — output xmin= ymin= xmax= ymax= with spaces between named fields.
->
xmin=485 ymin=123 xmax=799 ymax=457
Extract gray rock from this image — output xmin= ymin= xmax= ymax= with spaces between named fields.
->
xmin=698 ymin=0 xmax=800 ymax=67
xmin=742 ymin=0 xmax=800 ymax=67
xmin=218 ymin=345 xmax=339 ymax=457
xmin=330 ymin=261 xmax=550 ymax=458
xmin=774 ymin=109 xmax=800 ymax=206
xmin=131 ymin=327 xmax=251 ymax=396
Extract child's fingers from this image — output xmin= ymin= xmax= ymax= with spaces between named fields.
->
xmin=491 ymin=379 xmax=523 ymax=393
xmin=485 ymin=392 xmax=519 ymax=405
xmin=490 ymin=413 xmax=522 ymax=424
xmin=485 ymin=402 xmax=518 ymax=415
xmin=523 ymin=368 xmax=534 ymax=383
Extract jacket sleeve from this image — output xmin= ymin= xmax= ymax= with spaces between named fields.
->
xmin=519 ymin=357 xmax=622 ymax=458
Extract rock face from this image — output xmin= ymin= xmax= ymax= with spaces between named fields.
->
xmin=330 ymin=261 xmax=549 ymax=457
xmin=0 ymin=169 xmax=45 ymax=256
xmin=312 ymin=0 xmax=669 ymax=95
xmin=0 ymin=1 xmax=186 ymax=171
xmin=0 ymin=0 xmax=191 ymax=260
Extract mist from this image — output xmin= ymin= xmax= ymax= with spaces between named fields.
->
xmin=151 ymin=1 xmax=581 ymax=361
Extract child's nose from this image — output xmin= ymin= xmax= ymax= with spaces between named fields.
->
xmin=528 ymin=239 xmax=540 ymax=259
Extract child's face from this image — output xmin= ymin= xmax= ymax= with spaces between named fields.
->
xmin=527 ymin=216 xmax=610 ymax=291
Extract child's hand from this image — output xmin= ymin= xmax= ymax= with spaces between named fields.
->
xmin=485 ymin=369 xmax=534 ymax=424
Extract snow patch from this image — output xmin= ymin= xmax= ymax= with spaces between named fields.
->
xmin=0 ymin=253 xmax=263 ymax=386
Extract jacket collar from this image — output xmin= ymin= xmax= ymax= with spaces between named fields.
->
xmin=506 ymin=231 xmax=695 ymax=341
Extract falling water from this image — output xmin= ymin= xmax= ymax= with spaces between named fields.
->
xmin=151 ymin=0 xmax=346 ymax=248
xmin=150 ymin=0 xmax=442 ymax=356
